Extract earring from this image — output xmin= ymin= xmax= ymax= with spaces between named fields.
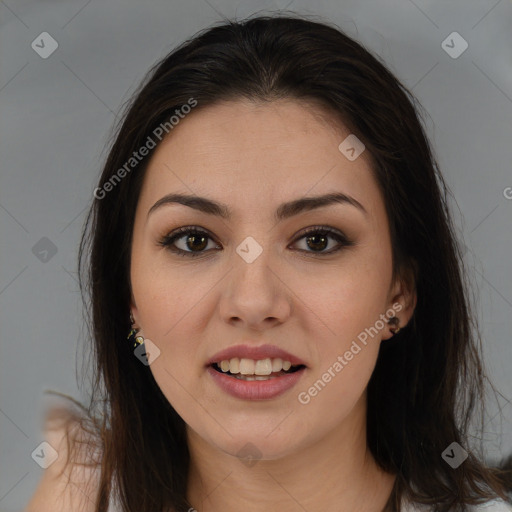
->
xmin=127 ymin=312 xmax=144 ymax=348
xmin=387 ymin=316 xmax=401 ymax=335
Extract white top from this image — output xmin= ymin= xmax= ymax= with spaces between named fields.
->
xmin=106 ymin=493 xmax=512 ymax=511
xmin=105 ymin=468 xmax=512 ymax=512
xmin=401 ymin=497 xmax=512 ymax=511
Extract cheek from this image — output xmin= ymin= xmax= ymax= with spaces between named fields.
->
xmin=293 ymin=254 xmax=391 ymax=342
xmin=295 ymin=278 xmax=384 ymax=421
xmin=290 ymin=254 xmax=390 ymax=401
xmin=131 ymin=262 xmax=217 ymax=399
xmin=131 ymin=247 xmax=211 ymax=340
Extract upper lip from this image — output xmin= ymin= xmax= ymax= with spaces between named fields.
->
xmin=207 ymin=344 xmax=307 ymax=367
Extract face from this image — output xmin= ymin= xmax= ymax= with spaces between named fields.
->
xmin=130 ymin=98 xmax=415 ymax=460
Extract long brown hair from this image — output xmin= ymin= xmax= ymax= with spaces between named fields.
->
xmin=51 ymin=13 xmax=512 ymax=512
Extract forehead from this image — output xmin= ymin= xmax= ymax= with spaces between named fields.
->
xmin=137 ymin=99 xmax=382 ymax=220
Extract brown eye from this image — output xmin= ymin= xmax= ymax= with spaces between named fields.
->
xmin=305 ymin=232 xmax=329 ymax=251
xmin=158 ymin=225 xmax=354 ymax=258
xmin=291 ymin=226 xmax=354 ymax=255
xmin=158 ymin=227 xmax=220 ymax=257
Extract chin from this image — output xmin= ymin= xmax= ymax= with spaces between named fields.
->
xmin=201 ymin=420 xmax=308 ymax=461
xmin=219 ymin=436 xmax=299 ymax=463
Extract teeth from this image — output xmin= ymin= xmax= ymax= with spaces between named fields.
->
xmin=272 ymin=358 xmax=283 ymax=372
xmin=216 ymin=357 xmax=298 ymax=375
xmin=229 ymin=358 xmax=240 ymax=374
xmin=254 ymin=359 xmax=272 ymax=375
xmin=235 ymin=374 xmax=278 ymax=381
xmin=239 ymin=358 xmax=255 ymax=375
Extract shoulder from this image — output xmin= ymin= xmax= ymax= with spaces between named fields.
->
xmin=25 ymin=402 xmax=103 ymax=512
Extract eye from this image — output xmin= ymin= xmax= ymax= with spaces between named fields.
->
xmin=290 ymin=225 xmax=354 ymax=255
xmin=158 ymin=225 xmax=354 ymax=258
xmin=158 ymin=226 xmax=220 ymax=257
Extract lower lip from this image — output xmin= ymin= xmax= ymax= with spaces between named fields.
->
xmin=207 ymin=366 xmax=306 ymax=400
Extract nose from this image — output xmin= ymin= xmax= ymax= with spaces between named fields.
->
xmin=218 ymin=248 xmax=292 ymax=331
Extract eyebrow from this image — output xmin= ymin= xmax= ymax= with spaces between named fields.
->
xmin=147 ymin=192 xmax=368 ymax=221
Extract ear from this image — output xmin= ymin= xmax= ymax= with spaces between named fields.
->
xmin=129 ymin=294 xmax=139 ymax=328
xmin=381 ymin=265 xmax=417 ymax=341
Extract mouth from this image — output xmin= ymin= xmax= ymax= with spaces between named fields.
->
xmin=206 ymin=345 xmax=308 ymax=399
xmin=211 ymin=357 xmax=306 ymax=381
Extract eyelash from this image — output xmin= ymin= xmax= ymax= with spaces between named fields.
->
xmin=157 ymin=225 xmax=354 ymax=258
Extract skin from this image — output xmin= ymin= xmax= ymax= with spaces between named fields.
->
xmin=130 ymin=98 xmax=416 ymax=512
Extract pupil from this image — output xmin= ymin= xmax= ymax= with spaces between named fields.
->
xmin=188 ymin=234 xmax=207 ymax=251
xmin=307 ymin=234 xmax=327 ymax=251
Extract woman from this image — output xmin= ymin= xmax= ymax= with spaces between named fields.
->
xmin=27 ymin=13 xmax=512 ymax=512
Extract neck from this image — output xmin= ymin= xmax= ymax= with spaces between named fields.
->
xmin=185 ymin=394 xmax=396 ymax=512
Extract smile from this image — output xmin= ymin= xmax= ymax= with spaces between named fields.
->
xmin=212 ymin=357 xmax=304 ymax=381
xmin=208 ymin=359 xmax=306 ymax=400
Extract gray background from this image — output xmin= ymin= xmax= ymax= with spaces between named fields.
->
xmin=1 ymin=1 xmax=511 ymax=510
